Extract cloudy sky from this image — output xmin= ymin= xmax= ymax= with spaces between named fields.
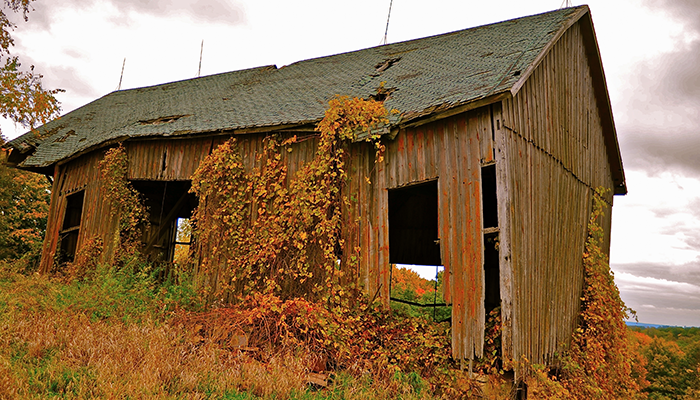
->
xmin=2 ymin=0 xmax=699 ymax=326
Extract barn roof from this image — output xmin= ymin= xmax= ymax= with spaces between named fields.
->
xmin=7 ymin=5 xmax=624 ymax=192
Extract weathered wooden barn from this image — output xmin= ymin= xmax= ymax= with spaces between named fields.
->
xmin=7 ymin=6 xmax=625 ymax=366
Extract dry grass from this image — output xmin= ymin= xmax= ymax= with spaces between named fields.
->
xmin=0 ymin=264 xmax=467 ymax=399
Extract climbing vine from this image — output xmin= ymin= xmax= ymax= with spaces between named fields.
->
xmin=526 ymin=188 xmax=646 ymax=399
xmin=99 ymin=144 xmax=148 ymax=259
xmin=191 ymin=96 xmax=388 ymax=303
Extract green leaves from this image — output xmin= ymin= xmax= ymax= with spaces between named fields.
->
xmin=0 ymin=136 xmax=49 ymax=265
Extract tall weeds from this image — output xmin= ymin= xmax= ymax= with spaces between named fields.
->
xmin=0 ymin=261 xmax=465 ymax=399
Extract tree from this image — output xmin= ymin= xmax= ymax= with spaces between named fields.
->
xmin=0 ymin=136 xmax=49 ymax=264
xmin=0 ymin=0 xmax=61 ymax=266
xmin=0 ymin=0 xmax=61 ymax=128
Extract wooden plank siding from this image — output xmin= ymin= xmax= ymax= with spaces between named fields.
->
xmin=347 ymin=108 xmax=492 ymax=360
xmin=40 ymin=107 xmax=496 ymax=361
xmin=126 ymin=137 xmax=215 ymax=181
xmin=499 ymin=19 xmax=615 ymax=368
xmin=37 ymin=20 xmax=618 ymax=367
xmin=39 ymin=151 xmax=118 ymax=273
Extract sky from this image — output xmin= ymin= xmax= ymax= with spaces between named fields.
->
xmin=2 ymin=0 xmax=699 ymax=326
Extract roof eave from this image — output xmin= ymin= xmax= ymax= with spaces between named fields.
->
xmin=578 ymin=10 xmax=626 ymax=195
xmin=19 ymin=120 xmax=320 ymax=171
xmin=510 ymin=5 xmax=626 ymax=195
xmin=398 ymin=92 xmax=512 ymax=130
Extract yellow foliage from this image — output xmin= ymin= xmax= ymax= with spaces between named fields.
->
xmin=190 ymin=96 xmax=388 ymax=304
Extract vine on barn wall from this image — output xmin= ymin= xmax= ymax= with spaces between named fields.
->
xmin=190 ymin=96 xmax=388 ymax=304
xmin=98 ymin=144 xmax=148 ymax=260
xmin=526 ymin=187 xmax=646 ymax=399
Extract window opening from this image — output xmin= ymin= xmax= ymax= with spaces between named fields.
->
xmin=483 ymin=232 xmax=500 ymax=314
xmin=388 ymin=180 xmax=441 ymax=266
xmin=172 ymin=217 xmax=192 ymax=266
xmin=388 ymin=180 xmax=449 ymax=321
xmin=58 ymin=190 xmax=85 ymax=264
xmin=481 ymin=164 xmax=500 ymax=314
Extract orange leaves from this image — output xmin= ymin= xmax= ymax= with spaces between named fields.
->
xmin=190 ymin=97 xmax=388 ymax=305
xmin=542 ymin=188 xmax=647 ymax=399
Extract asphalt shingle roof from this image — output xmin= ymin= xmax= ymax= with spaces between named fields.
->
xmin=9 ymin=6 xmax=586 ymax=169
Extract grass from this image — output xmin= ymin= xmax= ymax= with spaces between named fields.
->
xmin=0 ymin=260 xmax=491 ymax=399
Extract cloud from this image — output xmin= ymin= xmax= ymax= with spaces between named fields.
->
xmin=613 ymin=260 xmax=700 ymax=288
xmin=12 ymin=0 xmax=246 ymax=32
xmin=613 ymin=271 xmax=700 ymax=326
xmin=617 ymin=0 xmax=700 ymax=176
xmin=104 ymin=0 xmax=246 ymax=24
xmin=644 ymin=0 xmax=700 ymax=31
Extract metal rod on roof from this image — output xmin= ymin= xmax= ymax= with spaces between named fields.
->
xmin=559 ymin=0 xmax=572 ymax=8
xmin=116 ymin=58 xmax=126 ymax=91
xmin=197 ymin=40 xmax=204 ymax=77
xmin=382 ymin=0 xmax=393 ymax=45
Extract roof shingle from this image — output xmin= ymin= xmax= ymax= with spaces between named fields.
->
xmin=9 ymin=6 xmax=585 ymax=168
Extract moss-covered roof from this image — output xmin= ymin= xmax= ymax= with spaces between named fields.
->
xmin=10 ymin=6 xmax=588 ymax=169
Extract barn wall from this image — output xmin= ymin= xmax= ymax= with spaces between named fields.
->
xmin=346 ymin=107 xmax=494 ymax=360
xmin=499 ymin=20 xmax=616 ymax=366
xmin=39 ymin=151 xmax=118 ymax=273
xmin=126 ymin=137 xmax=216 ymax=181
xmin=190 ymin=133 xmax=321 ymax=293
xmin=39 ymin=110 xmax=496 ymax=361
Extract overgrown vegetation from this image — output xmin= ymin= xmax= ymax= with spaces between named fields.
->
xmin=0 ymin=136 xmax=49 ymax=270
xmin=390 ymin=266 xmax=451 ymax=322
xmin=0 ymin=257 xmax=487 ymax=399
xmin=190 ymin=96 xmax=388 ymax=304
xmin=628 ymin=326 xmax=700 ymax=399
xmin=99 ymin=144 xmax=149 ymax=260
xmin=3 ymin=89 xmax=694 ymax=398
xmin=525 ymin=189 xmax=646 ymax=399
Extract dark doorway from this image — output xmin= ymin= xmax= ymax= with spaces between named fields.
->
xmin=483 ymin=232 xmax=500 ymax=314
xmin=388 ymin=180 xmax=441 ymax=266
xmin=481 ymin=164 xmax=498 ymax=229
xmin=130 ymin=180 xmax=198 ymax=263
xmin=481 ymin=164 xmax=500 ymax=314
xmin=58 ymin=190 xmax=85 ymax=264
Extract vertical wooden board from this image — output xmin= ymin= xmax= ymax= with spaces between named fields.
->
xmin=477 ymin=108 xmax=493 ymax=163
xmin=436 ymin=121 xmax=453 ymax=304
xmin=493 ymin=102 xmax=514 ymax=363
xmin=464 ymin=113 xmax=485 ymax=358
xmin=39 ymin=164 xmax=65 ymax=273
xmin=386 ymin=131 xmax=398 ymax=188
xmin=445 ymin=118 xmax=465 ymax=358
xmin=424 ymin=125 xmax=437 ymax=179
xmin=367 ymin=144 xmax=379 ymax=297
xmin=342 ymin=146 xmax=358 ymax=283
xmin=414 ymin=127 xmax=427 ymax=182
xmin=359 ymin=148 xmax=376 ymax=294
xmin=394 ymin=131 xmax=406 ymax=187
xmin=377 ymin=160 xmax=390 ymax=306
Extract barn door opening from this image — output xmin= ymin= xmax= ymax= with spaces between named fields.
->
xmin=482 ymin=163 xmax=502 ymax=371
xmin=130 ymin=180 xmax=198 ymax=265
xmin=388 ymin=180 xmax=449 ymax=321
xmin=481 ymin=164 xmax=500 ymax=314
xmin=58 ymin=190 xmax=85 ymax=264
xmin=388 ymin=180 xmax=441 ymax=266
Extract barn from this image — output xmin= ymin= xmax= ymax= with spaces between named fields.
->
xmin=6 ymin=5 xmax=625 ymax=367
